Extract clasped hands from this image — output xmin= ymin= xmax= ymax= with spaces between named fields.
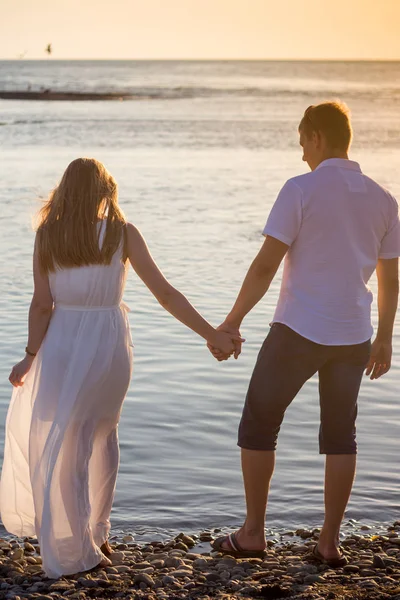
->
xmin=207 ymin=321 xmax=244 ymax=362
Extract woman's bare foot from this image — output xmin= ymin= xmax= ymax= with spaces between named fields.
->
xmin=98 ymin=554 xmax=112 ymax=568
xmin=100 ymin=541 xmax=113 ymax=557
xmin=78 ymin=553 xmax=112 ymax=574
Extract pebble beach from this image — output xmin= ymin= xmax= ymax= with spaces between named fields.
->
xmin=1 ymin=523 xmax=400 ymax=600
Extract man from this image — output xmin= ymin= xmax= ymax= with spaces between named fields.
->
xmin=209 ymin=101 xmax=400 ymax=567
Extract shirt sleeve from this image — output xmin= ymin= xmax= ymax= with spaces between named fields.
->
xmin=379 ymin=193 xmax=400 ymax=259
xmin=263 ymin=180 xmax=303 ymax=246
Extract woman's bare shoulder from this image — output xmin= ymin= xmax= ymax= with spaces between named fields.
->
xmin=125 ymin=222 xmax=147 ymax=250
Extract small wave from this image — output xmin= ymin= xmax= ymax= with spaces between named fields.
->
xmin=1 ymin=85 xmax=399 ymax=102
xmin=1 ymin=84 xmax=399 ymax=105
xmin=13 ymin=119 xmax=47 ymax=125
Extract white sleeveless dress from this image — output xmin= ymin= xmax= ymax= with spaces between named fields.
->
xmin=0 ymin=224 xmax=133 ymax=578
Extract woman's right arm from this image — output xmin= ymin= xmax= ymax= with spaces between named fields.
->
xmin=125 ymin=223 xmax=239 ymax=354
xmin=9 ymin=237 xmax=54 ymax=387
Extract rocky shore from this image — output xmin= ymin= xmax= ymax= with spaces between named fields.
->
xmin=1 ymin=523 xmax=400 ymax=600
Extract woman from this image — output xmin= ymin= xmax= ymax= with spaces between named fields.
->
xmin=0 ymin=158 xmax=239 ymax=578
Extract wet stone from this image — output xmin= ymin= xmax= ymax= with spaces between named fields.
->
xmin=343 ymin=564 xmax=359 ymax=573
xmin=150 ymin=559 xmax=165 ymax=569
xmin=342 ymin=538 xmax=357 ymax=546
xmin=180 ymin=535 xmax=195 ymax=547
xmin=112 ymin=553 xmax=130 ymax=565
xmin=48 ymin=581 xmax=75 ymax=591
xmin=287 ymin=565 xmax=306 ymax=574
xmin=133 ymin=573 xmax=154 ymax=588
xmin=149 ymin=552 xmax=169 ymax=561
xmin=169 ymin=568 xmax=192 ymax=578
xmin=361 ymin=568 xmax=377 ymax=576
xmin=115 ymin=565 xmax=131 ymax=573
xmin=141 ymin=566 xmax=156 ymax=574
xmin=105 ymin=566 xmax=119 ymax=574
xmin=9 ymin=550 xmax=24 ymax=561
xmin=262 ymin=560 xmax=280 ymax=568
xmin=219 ymin=557 xmax=237 ymax=568
xmin=205 ymin=572 xmax=220 ymax=582
xmin=193 ymin=558 xmax=209 ymax=569
xmin=252 ymin=570 xmax=274 ymax=581
xmin=174 ymin=542 xmax=189 ymax=552
xmin=299 ymin=530 xmax=314 ymax=539
xmin=240 ymin=585 xmax=258 ymax=595
xmin=165 ymin=557 xmax=184 ymax=568
xmin=131 ymin=561 xmax=151 ymax=569
xmin=219 ymin=569 xmax=230 ymax=580
xmin=359 ymin=579 xmax=379 ymax=587
xmin=77 ymin=578 xmax=102 ymax=588
xmin=272 ymin=568 xmax=288 ymax=576
xmin=122 ymin=535 xmax=134 ymax=543
xmin=304 ymin=574 xmax=326 ymax=584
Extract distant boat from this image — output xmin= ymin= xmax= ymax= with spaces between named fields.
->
xmin=45 ymin=44 xmax=52 ymax=56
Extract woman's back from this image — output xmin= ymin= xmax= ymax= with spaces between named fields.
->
xmin=49 ymin=221 xmax=127 ymax=308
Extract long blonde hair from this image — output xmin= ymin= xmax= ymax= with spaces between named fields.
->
xmin=36 ymin=158 xmax=127 ymax=273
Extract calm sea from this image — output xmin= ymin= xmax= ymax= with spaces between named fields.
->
xmin=0 ymin=60 xmax=399 ymax=541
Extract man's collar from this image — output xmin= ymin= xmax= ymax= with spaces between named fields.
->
xmin=316 ymin=158 xmax=361 ymax=172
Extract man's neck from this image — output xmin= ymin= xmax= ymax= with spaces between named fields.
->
xmin=320 ymin=151 xmax=349 ymax=163
xmin=311 ymin=152 xmax=349 ymax=171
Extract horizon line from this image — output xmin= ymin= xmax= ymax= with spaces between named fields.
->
xmin=1 ymin=57 xmax=400 ymax=62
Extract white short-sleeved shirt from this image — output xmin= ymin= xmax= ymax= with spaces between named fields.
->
xmin=263 ymin=158 xmax=400 ymax=345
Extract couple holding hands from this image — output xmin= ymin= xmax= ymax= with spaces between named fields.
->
xmin=1 ymin=101 xmax=399 ymax=578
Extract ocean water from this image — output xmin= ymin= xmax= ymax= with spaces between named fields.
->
xmin=0 ymin=60 xmax=399 ymax=541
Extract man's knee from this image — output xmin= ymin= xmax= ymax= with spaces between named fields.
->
xmin=319 ymin=425 xmax=357 ymax=455
xmin=238 ymin=415 xmax=281 ymax=451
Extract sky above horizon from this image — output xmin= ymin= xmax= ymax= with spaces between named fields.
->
xmin=1 ymin=0 xmax=399 ymax=60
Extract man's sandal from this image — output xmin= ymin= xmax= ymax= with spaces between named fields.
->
xmin=310 ymin=543 xmax=348 ymax=568
xmin=211 ymin=532 xmax=266 ymax=559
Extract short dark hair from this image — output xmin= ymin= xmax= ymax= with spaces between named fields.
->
xmin=299 ymin=101 xmax=353 ymax=152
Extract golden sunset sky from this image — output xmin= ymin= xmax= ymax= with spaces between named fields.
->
xmin=1 ymin=0 xmax=399 ymax=60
